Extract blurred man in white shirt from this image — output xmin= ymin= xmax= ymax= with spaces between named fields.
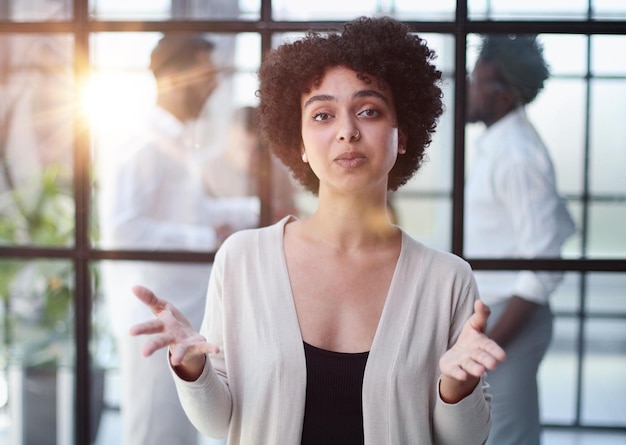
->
xmin=465 ymin=34 xmax=576 ymax=445
xmin=99 ymin=35 xmax=256 ymax=445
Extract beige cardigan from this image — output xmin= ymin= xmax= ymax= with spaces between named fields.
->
xmin=174 ymin=217 xmax=492 ymax=444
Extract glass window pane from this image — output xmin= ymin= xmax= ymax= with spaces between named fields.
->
xmin=90 ymin=32 xmax=266 ymax=250
xmin=2 ymin=0 xmax=71 ymax=21
xmin=91 ymin=261 xmax=118 ymax=444
xmin=273 ymin=1 xmax=456 ymax=21
xmin=390 ymin=0 xmax=456 ymax=21
xmin=592 ymin=35 xmax=626 ymax=76
xmin=0 ymin=258 xmax=76 ymax=443
xmin=468 ymin=34 xmax=587 ymax=197
xmin=273 ymin=0 xmax=377 ymax=21
xmin=539 ymin=317 xmax=580 ymax=424
xmin=90 ymin=0 xmax=259 ymax=20
xmin=588 ymin=203 xmax=626 ymax=257
xmin=589 ymin=79 xmax=626 ymax=196
xmin=529 ymin=78 xmax=587 ymax=196
xmin=393 ymin=196 xmax=451 ymax=251
xmin=582 ymin=319 xmax=626 ymax=426
xmin=586 ymin=273 xmax=626 ymax=314
xmin=542 ymin=34 xmax=588 ymax=76
xmin=562 ymin=200 xmax=584 ymax=258
xmin=0 ymin=34 xmax=75 ymax=247
xmin=407 ymin=33 xmax=454 ymax=195
xmin=592 ymin=0 xmax=626 ymax=20
xmin=469 ymin=0 xmax=588 ymax=20
xmin=551 ymin=272 xmax=582 ymax=314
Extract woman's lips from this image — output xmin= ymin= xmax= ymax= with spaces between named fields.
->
xmin=335 ymin=151 xmax=366 ymax=168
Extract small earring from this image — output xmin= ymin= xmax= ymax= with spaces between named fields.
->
xmin=398 ymin=145 xmax=406 ymax=154
xmin=302 ymin=152 xmax=308 ymax=163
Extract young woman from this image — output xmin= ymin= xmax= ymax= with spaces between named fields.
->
xmin=130 ymin=16 xmax=505 ymax=445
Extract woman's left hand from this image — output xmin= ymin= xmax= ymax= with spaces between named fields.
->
xmin=438 ymin=299 xmax=506 ymax=403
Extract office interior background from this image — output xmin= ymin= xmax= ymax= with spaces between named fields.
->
xmin=0 ymin=0 xmax=624 ymax=443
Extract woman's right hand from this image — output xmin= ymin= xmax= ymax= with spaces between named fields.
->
xmin=129 ymin=285 xmax=220 ymax=381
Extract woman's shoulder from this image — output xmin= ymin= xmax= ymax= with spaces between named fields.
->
xmin=217 ymin=216 xmax=292 ymax=257
xmin=400 ymin=231 xmax=473 ymax=275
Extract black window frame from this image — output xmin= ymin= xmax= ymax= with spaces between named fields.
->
xmin=0 ymin=0 xmax=625 ymax=443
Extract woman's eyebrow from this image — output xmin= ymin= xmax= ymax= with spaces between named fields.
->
xmin=303 ymin=90 xmax=389 ymax=109
xmin=303 ymin=94 xmax=335 ymax=108
xmin=354 ymin=89 xmax=389 ymax=104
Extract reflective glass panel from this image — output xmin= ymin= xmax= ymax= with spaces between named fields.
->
xmin=0 ymin=259 xmax=76 ymax=443
xmin=393 ymin=196 xmax=451 ymax=251
xmin=550 ymin=272 xmax=582 ymax=314
xmin=89 ymin=0 xmax=260 ymax=20
xmin=465 ymin=34 xmax=587 ymax=256
xmin=582 ymin=318 xmax=626 ymax=425
xmin=89 ymin=32 xmax=267 ymax=250
xmin=588 ymin=202 xmax=626 ymax=258
xmin=91 ymin=261 xmax=119 ymax=444
xmin=469 ymin=0 xmax=588 ymax=20
xmin=0 ymin=0 xmax=71 ymax=21
xmin=589 ymin=81 xmax=626 ymax=195
xmin=592 ymin=0 xmax=626 ymax=20
xmin=580 ymin=273 xmax=626 ymax=426
xmin=541 ymin=34 xmax=588 ymax=76
xmin=592 ymin=35 xmax=626 ymax=76
xmin=407 ymin=33 xmax=454 ymax=195
xmin=585 ymin=273 xmax=626 ymax=314
xmin=0 ymin=34 xmax=75 ymax=247
xmin=539 ymin=317 xmax=579 ymax=424
xmin=272 ymin=0 xmax=455 ymax=21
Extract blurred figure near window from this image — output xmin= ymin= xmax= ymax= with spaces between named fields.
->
xmin=99 ymin=34 xmax=257 ymax=445
xmin=465 ymin=34 xmax=576 ymax=445
xmin=203 ymin=105 xmax=299 ymax=222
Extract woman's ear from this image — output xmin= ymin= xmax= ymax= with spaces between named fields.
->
xmin=398 ymin=129 xmax=407 ymax=154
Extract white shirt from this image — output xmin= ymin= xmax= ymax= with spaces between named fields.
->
xmin=464 ymin=107 xmax=576 ymax=306
xmin=99 ymin=107 xmax=259 ymax=334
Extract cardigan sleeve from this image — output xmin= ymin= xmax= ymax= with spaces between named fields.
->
xmin=172 ymin=245 xmax=233 ymax=438
xmin=433 ymin=376 xmax=492 ymax=445
xmin=432 ymin=271 xmax=492 ymax=445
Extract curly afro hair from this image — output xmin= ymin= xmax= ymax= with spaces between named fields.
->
xmin=478 ymin=34 xmax=550 ymax=106
xmin=257 ymin=16 xmax=443 ymax=194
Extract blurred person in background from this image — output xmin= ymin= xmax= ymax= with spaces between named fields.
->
xmin=203 ymin=105 xmax=299 ymax=222
xmin=99 ymin=34 xmax=257 ymax=445
xmin=465 ymin=34 xmax=576 ymax=445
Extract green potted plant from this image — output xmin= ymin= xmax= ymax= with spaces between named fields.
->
xmin=0 ymin=161 xmax=107 ymax=444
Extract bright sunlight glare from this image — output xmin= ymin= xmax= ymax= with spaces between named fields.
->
xmin=81 ymin=71 xmax=155 ymax=134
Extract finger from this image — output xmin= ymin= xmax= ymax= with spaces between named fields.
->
xmin=469 ymin=349 xmax=500 ymax=372
xmin=169 ymin=342 xmax=220 ymax=366
xmin=140 ymin=333 xmax=176 ymax=357
xmin=132 ymin=285 xmax=167 ymax=315
xmin=459 ymin=358 xmax=488 ymax=378
xmin=469 ymin=300 xmax=490 ymax=333
xmin=444 ymin=364 xmax=469 ymax=382
xmin=129 ymin=319 xmax=164 ymax=336
xmin=482 ymin=339 xmax=507 ymax=362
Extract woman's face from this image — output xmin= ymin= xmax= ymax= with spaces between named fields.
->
xmin=300 ymin=66 xmax=403 ymax=196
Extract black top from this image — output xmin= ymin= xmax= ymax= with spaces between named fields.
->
xmin=300 ymin=341 xmax=370 ymax=445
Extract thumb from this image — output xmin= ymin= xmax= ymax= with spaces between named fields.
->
xmin=469 ymin=299 xmax=491 ymax=333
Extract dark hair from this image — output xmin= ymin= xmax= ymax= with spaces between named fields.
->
xmin=149 ymin=34 xmax=215 ymax=78
xmin=478 ymin=34 xmax=550 ymax=105
xmin=258 ymin=16 xmax=443 ymax=194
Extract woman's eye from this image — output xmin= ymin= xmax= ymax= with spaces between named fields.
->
xmin=313 ymin=112 xmax=332 ymax=121
xmin=358 ymin=108 xmax=379 ymax=118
